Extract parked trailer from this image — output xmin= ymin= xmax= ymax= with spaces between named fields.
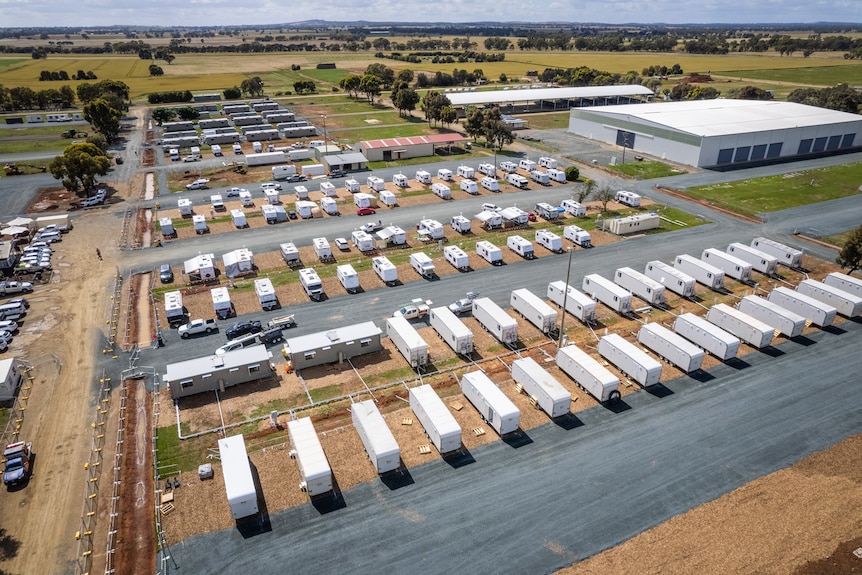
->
xmin=459 ymin=371 xmax=520 ymax=436
xmin=386 ymin=316 xmax=429 ymax=368
xmin=751 ymin=237 xmax=803 ymax=269
xmin=507 ymin=235 xmax=534 ymax=259
xmin=211 ymin=287 xmax=232 ymax=319
xmin=432 ymin=183 xmax=451 ymax=199
xmin=563 ymin=225 xmax=591 ymax=248
xmin=726 ymin=243 xmax=778 ymax=275
xmin=535 ymin=202 xmax=559 ymax=221
xmin=352 ymin=230 xmax=375 ymax=253
xmin=286 ymin=418 xmax=332 ymax=496
xmin=410 ymin=252 xmax=436 ymax=278
xmin=245 ymin=151 xmax=286 ymax=166
xmin=337 ymin=264 xmax=360 ymax=294
xmin=472 ymin=297 xmax=518 ymax=344
xmin=796 ymin=279 xmax=862 ymax=317
xmin=547 ymin=168 xmax=566 ymax=183
xmin=230 ymin=209 xmax=247 ymax=228
xmin=615 ymin=190 xmax=641 ymax=207
xmin=644 ymin=260 xmax=696 ymax=298
xmin=582 ymin=274 xmax=633 ymax=314
xmin=823 ymin=272 xmax=862 ymax=299
xmin=351 ymin=400 xmax=400 ymax=474
xmin=511 ymin=357 xmax=571 ymax=419
xmin=429 ymin=306 xmax=473 ymax=355
xmin=561 ymin=200 xmax=586 ymax=217
xmin=674 ymin=254 xmax=724 ymax=290
xmin=373 ymin=256 xmax=398 ymax=286
xmin=702 ymin=248 xmax=752 ymax=282
xmin=280 ymin=242 xmax=300 ymax=266
xmin=555 ymin=345 xmax=620 ymax=402
xmin=510 ymin=288 xmax=557 ymax=334
xmin=460 ymin=179 xmax=479 ymax=194
xmin=637 ymin=323 xmax=704 ymax=373
xmin=614 ymin=267 xmax=666 ymax=306
xmin=254 ymin=278 xmax=278 ymax=310
xmin=299 ymin=268 xmax=324 ymax=301
xmin=530 ymin=170 xmax=550 ymax=185
xmin=706 ymin=303 xmax=774 ymax=348
xmin=437 ymin=168 xmax=453 ymax=181
xmin=476 ymin=240 xmax=503 ymax=266
xmin=165 ymin=290 xmax=184 ymax=325
xmin=767 ymin=286 xmax=836 ymax=328
xmin=738 ymin=295 xmax=806 ymax=338
xmin=415 ymin=170 xmax=432 ymax=184
xmin=499 ymin=161 xmax=518 ymax=173
xmin=218 ymin=435 xmax=258 ymax=519
xmin=444 ymin=245 xmax=470 ymax=271
xmin=456 ymin=165 xmax=475 ymax=179
xmin=480 ymin=177 xmax=499 ymax=192
xmin=312 ymin=237 xmax=332 ymax=261
xmin=535 ymin=230 xmax=563 ymax=253
xmin=598 ymin=333 xmax=663 ymax=387
xmin=547 ymin=281 xmax=596 ymax=323
xmin=673 ymin=313 xmax=739 ymax=360
xmin=409 ymin=385 xmax=462 ymax=454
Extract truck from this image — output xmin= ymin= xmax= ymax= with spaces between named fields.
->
xmin=555 ymin=345 xmax=620 ymax=403
xmin=750 ymin=237 xmax=803 ymax=269
xmin=702 ymin=248 xmax=753 ymax=282
xmin=409 ymin=385 xmax=462 ymax=454
xmin=472 ymin=297 xmax=518 ymax=344
xmin=547 ymin=281 xmax=596 ymax=323
xmin=186 ymin=178 xmax=210 ymax=190
xmin=410 ymin=252 xmax=436 ymax=278
xmin=386 ymin=316 xmax=430 ymax=368
xmin=637 ymin=323 xmax=705 ymax=373
xmin=432 ymin=183 xmax=451 ymax=199
xmin=510 ymin=288 xmax=558 ymax=334
xmin=476 ymin=240 xmax=503 ymax=265
xmin=450 ymin=215 xmax=471 ymax=234
xmin=352 ymin=399 xmax=401 ymax=474
xmin=644 ymin=260 xmax=696 ymax=298
xmin=373 ymin=256 xmax=398 ymax=286
xmin=535 ymin=230 xmax=563 ymax=253
xmin=429 ymin=306 xmax=473 ymax=355
xmin=767 ymin=286 xmax=836 ymax=328
xmin=614 ymin=267 xmax=666 ymax=306
xmin=286 ymin=417 xmax=332 ymax=497
xmin=0 ymin=281 xmax=33 ymax=295
xmin=673 ymin=313 xmax=739 ymax=361
xmin=511 ymin=357 xmax=571 ymax=419
xmin=563 ymin=225 xmax=591 ymax=248
xmin=535 ymin=202 xmax=559 ymax=220
xmin=178 ymin=318 xmax=218 ymax=338
xmin=254 ymin=278 xmax=278 ymax=310
xmin=218 ymin=434 xmax=259 ymax=520
xmin=706 ymin=303 xmax=774 ymax=348
xmin=506 ymin=173 xmax=529 ymax=189
xmin=582 ymin=274 xmax=633 ymax=314
xmin=459 ymin=371 xmax=520 ymax=436
xmin=823 ymin=272 xmax=862 ymax=299
xmin=598 ymin=333 xmax=663 ymax=387
xmin=615 ymin=190 xmax=641 ymax=207
xmin=164 ymin=291 xmax=185 ymax=326
xmin=393 ymin=298 xmax=432 ymax=320
xmin=726 ymin=243 xmax=778 ymax=275
xmin=460 ymin=179 xmax=479 ymax=194
xmin=507 ymin=235 xmax=534 ymax=259
xmin=267 ymin=315 xmax=297 ymax=330
xmin=796 ymin=279 xmax=862 ymax=317
xmin=299 ymin=269 xmax=324 ymax=301
xmin=3 ymin=441 xmax=33 ymax=487
xmin=674 ymin=254 xmax=725 ymax=290
xmin=738 ymin=295 xmax=806 ymax=338
xmin=337 ymin=264 xmax=360 ymax=294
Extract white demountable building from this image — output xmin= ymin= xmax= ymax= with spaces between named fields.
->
xmin=0 ymin=358 xmax=22 ymax=401
xmin=218 ymin=434 xmax=259 ymax=520
xmin=409 ymin=385 xmax=462 ymax=454
xmin=352 ymin=399 xmax=401 ymax=474
xmin=286 ymin=417 xmax=333 ymax=497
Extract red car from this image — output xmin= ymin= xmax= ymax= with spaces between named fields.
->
xmin=357 ymin=207 xmax=376 ymax=216
xmin=528 ymin=212 xmax=537 ymax=222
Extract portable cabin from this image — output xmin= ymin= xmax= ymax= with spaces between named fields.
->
xmin=510 ymin=288 xmax=557 ymax=334
xmin=409 ymin=385 xmax=462 ymax=454
xmin=673 ymin=313 xmax=739 ymax=361
xmin=459 ymin=371 xmax=520 ymax=436
xmin=164 ymin=290 xmax=185 ymax=325
xmin=546 ymin=281 xmax=596 ymax=323
xmin=637 ymin=323 xmax=704 ymax=373
xmin=796 ymin=279 xmax=862 ymax=317
xmin=319 ymin=197 xmax=338 ymax=215
xmin=378 ymin=189 xmax=397 ymax=207
xmin=254 ymin=278 xmax=278 ymax=310
xmin=563 ymin=225 xmax=591 ymax=248
xmin=345 ymin=179 xmax=361 ymax=193
xmin=614 ymin=267 xmax=666 ymax=306
xmin=750 ymin=237 xmax=803 ymax=268
xmin=280 ymin=242 xmax=300 ymax=266
xmin=823 ymin=272 xmax=862 ymax=299
xmin=456 ymin=165 xmax=475 ymax=179
xmin=460 ymin=179 xmax=479 ymax=195
xmin=702 ymin=248 xmax=753 ymax=282
xmin=295 ymin=200 xmax=318 ymax=219
xmin=192 ymin=215 xmax=209 ymax=234
xmin=471 ymin=297 xmax=518 ymax=344
xmin=386 ymin=316 xmax=429 ymax=368
xmin=507 ymin=235 xmax=534 ymax=259
xmin=429 ymin=306 xmax=473 ymax=355
xmin=312 ymin=237 xmax=332 ymax=261
xmin=444 ymin=245 xmax=470 ymax=271
xmin=738 ymin=295 xmax=806 ymax=338
xmin=178 ymin=198 xmax=193 ymax=216
xmin=644 ymin=260 xmax=696 ymax=298
xmin=767 ymin=286 xmax=836 ymax=328
xmin=476 ymin=240 xmax=503 ymax=265
xmin=230 ymin=209 xmax=247 ymax=228
xmin=561 ymin=200 xmax=586 ymax=217
xmin=351 ymin=230 xmax=375 ymax=253
xmin=392 ymin=173 xmax=409 ymax=188
xmin=726 ymin=243 xmax=778 ymax=275
xmin=211 ymin=287 xmax=232 ymax=319
xmin=286 ymin=418 xmax=333 ymax=496
xmin=555 ymin=345 xmax=620 ymax=402
xmin=415 ymin=170 xmax=432 ymax=185
xmin=218 ymin=435 xmax=259 ymax=519
xmin=319 ymin=181 xmax=337 ymax=197
xmin=367 ymin=176 xmax=386 ymax=192
xmin=432 ymin=183 xmax=451 ymax=199
xmin=510 ymin=357 xmax=571 ymax=419
xmin=437 ymin=168 xmax=453 ymax=181
xmin=598 ymin=333 xmax=662 ymax=387
xmin=336 ymin=264 xmax=360 ymax=294
xmin=582 ymin=274 xmax=632 ymax=314
xmin=351 ymin=400 xmax=401 ymax=474
xmin=706 ymin=303 xmax=774 ymax=348
xmin=372 ymin=256 xmax=398 ymax=285
xmin=605 ymin=213 xmax=660 ymax=235
xmin=674 ymin=254 xmax=725 ymax=290
xmin=159 ymin=217 xmax=175 ymax=237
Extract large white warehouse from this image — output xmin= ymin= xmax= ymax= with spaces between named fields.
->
xmin=568 ymin=99 xmax=862 ymax=169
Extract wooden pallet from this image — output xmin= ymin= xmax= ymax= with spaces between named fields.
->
xmin=450 ymin=401 xmax=464 ymax=411
xmin=472 ymin=427 xmax=486 ymax=437
xmin=160 ymin=503 xmax=175 ymax=516
xmin=401 ymin=417 xmax=413 ymax=426
xmin=418 ymin=444 xmax=432 ymax=455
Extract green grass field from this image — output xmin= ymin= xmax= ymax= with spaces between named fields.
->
xmin=721 ymin=64 xmax=862 ymax=86
xmin=608 ymin=160 xmax=688 ymax=179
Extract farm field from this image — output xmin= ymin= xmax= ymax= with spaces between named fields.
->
xmin=720 ymin=63 xmax=862 ymax=86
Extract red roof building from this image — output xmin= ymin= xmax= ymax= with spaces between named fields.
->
xmin=356 ymin=133 xmax=466 ymax=161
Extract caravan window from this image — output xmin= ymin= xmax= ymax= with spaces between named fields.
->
xmin=180 ymin=379 xmax=194 ymax=389
xmin=229 ymin=368 xmax=239 ymax=374
xmin=248 ymin=364 xmax=261 ymax=374
xmin=360 ymin=339 xmax=371 ymax=347
xmin=304 ymin=351 xmax=316 ymax=360
xmin=201 ymin=373 xmax=212 ymax=380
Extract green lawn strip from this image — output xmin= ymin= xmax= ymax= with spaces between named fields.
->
xmin=291 ymin=99 xmax=390 ymax=115
xmin=0 ymin=158 xmax=52 ymax=176
xmin=155 ymin=422 xmax=211 ymax=476
xmin=308 ymin=385 xmax=342 ymax=403
xmin=721 ymin=64 xmax=862 ymax=86
xmin=300 ymin=68 xmax=350 ymax=85
xmin=823 ymin=230 xmax=853 ymax=247
xmin=0 ymin=139 xmax=69 ymax=155
xmin=363 ymin=365 xmax=421 ymax=387
xmin=607 ymin=160 xmax=686 ymax=179
xmin=514 ymin=112 xmax=569 ymax=130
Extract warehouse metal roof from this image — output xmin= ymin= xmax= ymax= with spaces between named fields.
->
xmin=446 ymin=85 xmax=655 ymax=107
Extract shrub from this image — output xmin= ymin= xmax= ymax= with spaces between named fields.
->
xmin=565 ymin=166 xmax=580 ymax=181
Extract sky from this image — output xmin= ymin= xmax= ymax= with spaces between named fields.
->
xmin=0 ymin=0 xmax=858 ymax=28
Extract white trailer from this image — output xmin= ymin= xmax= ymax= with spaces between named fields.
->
xmin=530 ymin=170 xmax=550 ymax=185
xmin=211 ymin=287 xmax=232 ymax=319
xmin=353 ymin=193 xmax=377 ymax=209
xmin=319 ymin=197 xmax=338 ymax=215
xmin=254 ymin=278 xmax=278 ymax=310
xmin=299 ymin=268 xmax=324 ymax=300
xmin=706 ymin=303 xmax=774 ymax=348
xmin=159 ymin=217 xmax=174 ymax=237
xmin=417 ymin=219 xmax=445 ymax=240
xmin=644 ymin=260 xmax=696 ymax=298
xmin=673 ymin=313 xmax=739 ymax=360
xmin=823 ymin=272 xmax=862 ymax=299
xmin=472 ymin=297 xmax=518 ymax=345
xmin=193 ymin=214 xmax=209 ymax=234
xmin=499 ymin=161 xmax=518 ymax=173
xmin=460 ymin=179 xmax=479 ymax=194
xmin=477 ymin=163 xmax=497 ymax=177
xmin=293 ymin=186 xmax=309 ymax=201
xmin=415 ymin=170 xmax=432 ymax=185
xmin=738 ymin=295 xmax=806 ymax=338
xmin=410 ymin=252 xmax=436 ymax=278
xmin=674 ymin=254 xmax=725 ymax=290
xmin=351 ymin=400 xmax=401 ymax=474
xmin=351 ymin=230 xmax=375 ymax=253
xmin=286 ymin=417 xmax=332 ymax=496
xmin=287 ymin=149 xmax=312 ymax=161
xmin=535 ymin=202 xmax=559 ymax=221
xmin=337 ymin=264 xmax=360 ymax=294
xmin=409 ymin=385 xmax=462 ymax=454
xmin=296 ymin=201 xmax=318 ymax=219
xmin=751 ymin=237 xmax=803 ymax=268
xmin=614 ymin=267 xmax=666 ymax=306
xmin=301 ymin=164 xmax=326 ymax=178
xmin=230 ymin=209 xmax=247 ymax=228
xmin=518 ymin=159 xmax=537 ymax=172
xmin=555 ymin=345 xmax=620 ymax=402
xmin=437 ymin=168 xmax=453 ymax=181
xmin=457 ymin=165 xmax=475 ymax=179
xmin=459 ymin=371 xmax=520 ymax=436
xmin=272 ymin=164 xmax=297 ymax=180
xmin=365 ymin=176 xmax=384 ymax=192
xmin=767 ymin=286 xmax=836 ymax=328
xmin=538 ymin=156 xmax=558 ymax=169
xmin=726 ymin=243 xmax=778 ymax=275
xmin=280 ymin=242 xmax=300 ymax=266
xmin=547 ymin=281 xmax=596 ymax=323
xmin=165 ymin=291 xmax=184 ymax=324
xmin=598 ymin=334 xmax=663 ymax=387
xmin=606 ymin=213 xmax=661 ymax=235
xmin=511 ymin=357 xmax=571 ymax=419
xmin=507 ymin=235 xmax=534 ymax=259
xmin=312 ymin=237 xmax=332 ymax=261
xmin=561 ymin=200 xmax=586 ymax=217
xmin=444 ymin=245 xmax=470 ymax=271
xmin=429 ymin=306 xmax=473 ymax=355
xmin=263 ymin=188 xmax=280 ymax=205
xmin=563 ymin=225 xmax=591 ymax=248
xmin=582 ymin=274 xmax=633 ymax=314
xmin=615 ymin=190 xmax=641 ymax=207
xmin=476 ymin=240 xmax=503 ymax=265
xmin=637 ymin=323 xmax=704 ymax=373
xmin=386 ymin=316 xmax=429 ymax=368
xmin=702 ymin=248 xmax=753 ymax=282
xmin=547 ymin=168 xmax=566 ymax=183
xmin=344 ymin=179 xmax=361 ymax=193
xmin=506 ymin=173 xmax=529 ymax=189
xmin=246 ymin=151 xmax=286 ymax=166
xmin=480 ymin=177 xmax=499 ymax=192
xmin=373 ymin=256 xmax=398 ymax=285
xmin=432 ymin=183 xmax=451 ymax=199
xmin=510 ymin=288 xmax=558 ymax=334
xmin=218 ymin=435 xmax=258 ymax=519
xmin=319 ymin=181 xmax=337 ymax=197
xmin=239 ymin=190 xmax=254 ymax=207
xmin=535 ymin=230 xmax=563 ymax=253
xmin=475 ymin=210 xmax=503 ymax=230
xmin=392 ymin=173 xmax=408 ymax=188
xmin=796 ymin=279 xmax=862 ymax=317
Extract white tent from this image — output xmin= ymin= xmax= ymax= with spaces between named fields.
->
xmin=6 ymin=217 xmax=33 ymax=227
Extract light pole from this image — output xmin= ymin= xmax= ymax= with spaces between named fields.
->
xmin=557 ymin=246 xmax=575 ymax=348
xmin=321 ymin=114 xmax=327 ymax=143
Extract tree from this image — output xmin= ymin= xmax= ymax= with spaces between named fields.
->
xmin=86 ymin=133 xmax=109 ymax=153
xmin=499 ymin=73 xmax=507 ymax=83
xmin=340 ymin=75 xmax=362 ymax=99
xmin=58 ymin=85 xmax=76 ymax=107
xmin=138 ymin=49 xmax=153 ymax=60
xmin=240 ymin=77 xmax=264 ymax=97
xmin=836 ymin=224 xmax=862 ymax=273
xmin=48 ymin=143 xmax=111 ymax=194
xmin=595 ymin=186 xmax=616 ymax=213
xmin=421 ymin=91 xmax=450 ymax=127
xmin=482 ymin=107 xmax=513 ymax=151
xmin=577 ymin=179 xmax=594 ymax=203
xmin=392 ymin=87 xmax=419 ymax=116
xmin=223 ymin=86 xmax=242 ymax=100
xmin=176 ymin=107 xmax=200 ymax=121
xmin=440 ymin=105 xmax=457 ymax=128
xmin=463 ymin=106 xmax=485 ymax=141
xmin=565 ymin=166 xmax=580 ymax=182
xmin=83 ymin=98 xmax=122 ymax=141
xmin=151 ymin=108 xmax=176 ymax=125
xmin=149 ymin=64 xmax=164 ymax=76
xmin=396 ymin=69 xmax=414 ymax=84
xmin=359 ymin=74 xmax=382 ymax=103
xmin=364 ymin=63 xmax=395 ymax=89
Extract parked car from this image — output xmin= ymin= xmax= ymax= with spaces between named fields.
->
xmin=357 ymin=207 xmax=376 ymax=216
xmin=448 ymin=292 xmax=480 ymax=315
xmin=5 ymin=298 xmax=27 ymax=308
xmin=481 ymin=203 xmax=501 ymax=213
xmin=361 ymin=220 xmax=384 ymax=234
xmin=224 ymin=320 xmax=263 ymax=341
xmin=528 ymin=212 xmax=537 ymax=222
xmin=329 ymin=169 xmax=345 ymax=178
xmin=285 ymin=174 xmax=306 ymax=183
xmin=225 ymin=187 xmax=245 ymax=197
xmin=185 ymin=178 xmax=210 ymax=190
xmin=334 ymin=238 xmax=349 ymax=251
xmin=159 ymin=264 xmax=174 ymax=284
xmin=287 ymin=210 xmax=297 ymax=220
xmin=182 ymin=155 xmax=199 ymax=162
xmin=0 ymin=320 xmax=18 ymax=332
